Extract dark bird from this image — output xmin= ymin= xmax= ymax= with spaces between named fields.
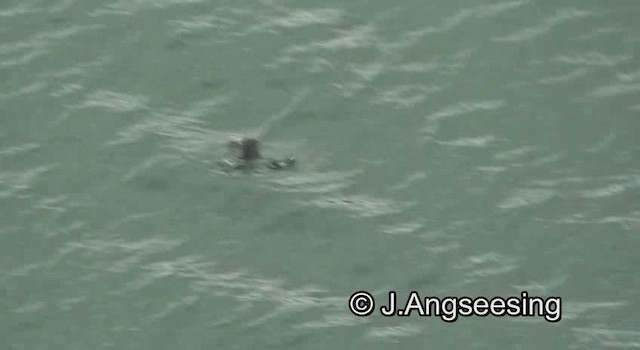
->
xmin=228 ymin=137 xmax=262 ymax=161
xmin=225 ymin=136 xmax=295 ymax=170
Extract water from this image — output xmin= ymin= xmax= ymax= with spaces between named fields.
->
xmin=2 ymin=0 xmax=639 ymax=348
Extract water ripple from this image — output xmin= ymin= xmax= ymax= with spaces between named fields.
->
xmin=0 ymin=49 xmax=47 ymax=68
xmin=552 ymin=52 xmax=632 ymax=67
xmin=74 ymin=90 xmax=150 ymax=113
xmin=302 ymin=194 xmax=414 ymax=218
xmin=295 ymin=314 xmax=367 ymax=330
xmin=579 ymin=176 xmax=640 ymax=199
xmin=591 ymin=82 xmax=640 ymax=98
xmin=265 ymin=170 xmax=361 ymax=194
xmin=538 ymin=68 xmax=588 ymax=85
xmin=0 ymin=143 xmax=40 ymax=157
xmin=95 ymin=0 xmax=204 ymax=15
xmin=0 ymin=165 xmax=56 ymax=199
xmin=246 ymin=8 xmax=344 ymax=33
xmin=380 ymin=218 xmax=425 ymax=236
xmin=0 ymin=3 xmax=38 ymax=17
xmin=426 ymin=100 xmax=506 ymax=122
xmin=493 ymin=8 xmax=592 ymax=43
xmin=497 ymin=188 xmax=556 ymax=210
xmin=433 ymin=135 xmax=498 ymax=148
xmin=564 ymin=301 xmax=628 ymax=321
xmin=389 ymin=0 xmax=528 ymax=51
xmin=373 ymin=84 xmax=443 ymax=109
xmin=107 ymin=95 xmax=233 ymax=152
xmin=455 ymin=252 xmax=519 ymax=278
xmin=0 ymin=81 xmax=47 ymax=100
xmin=572 ymin=326 xmax=640 ymax=348
xmin=364 ymin=324 xmax=424 ymax=342
xmin=270 ymin=23 xmax=378 ymax=67
xmin=126 ymin=256 xmax=351 ymax=330
xmin=422 ymin=99 xmax=506 ymax=135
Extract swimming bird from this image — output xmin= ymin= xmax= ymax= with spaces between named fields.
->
xmin=223 ymin=136 xmax=295 ymax=171
xmin=219 ymin=88 xmax=309 ymax=171
xmin=228 ymin=137 xmax=262 ymax=161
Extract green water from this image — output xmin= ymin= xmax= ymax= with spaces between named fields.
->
xmin=2 ymin=0 xmax=639 ymax=348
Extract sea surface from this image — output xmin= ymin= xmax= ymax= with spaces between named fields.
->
xmin=1 ymin=0 xmax=639 ymax=349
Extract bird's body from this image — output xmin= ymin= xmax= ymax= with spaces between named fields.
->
xmin=221 ymin=137 xmax=295 ymax=172
xmin=228 ymin=137 xmax=262 ymax=161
